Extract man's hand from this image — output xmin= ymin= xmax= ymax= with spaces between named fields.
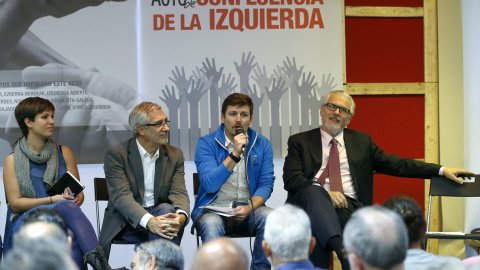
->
xmin=328 ymin=191 xmax=348 ymax=209
xmin=234 ymin=205 xmax=251 ymax=223
xmin=172 ymin=213 xmax=187 ymax=228
xmin=233 ymin=131 xmax=248 ymax=157
xmin=146 ymin=213 xmax=180 ymax=240
xmin=443 ymin=167 xmax=475 ymax=184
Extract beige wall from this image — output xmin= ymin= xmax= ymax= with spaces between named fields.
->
xmin=438 ymin=0 xmax=465 ymax=258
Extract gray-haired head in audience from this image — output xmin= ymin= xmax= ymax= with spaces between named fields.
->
xmin=131 ymin=239 xmax=184 ymax=270
xmin=343 ymin=206 xmax=408 ymax=270
xmin=262 ymin=204 xmax=315 ymax=267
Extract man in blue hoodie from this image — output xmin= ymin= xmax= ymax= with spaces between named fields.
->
xmin=191 ymin=93 xmax=275 ymax=270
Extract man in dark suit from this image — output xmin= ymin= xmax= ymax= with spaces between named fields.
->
xmin=283 ymin=90 xmax=472 ymax=270
xmin=100 ymin=101 xmax=189 ymax=258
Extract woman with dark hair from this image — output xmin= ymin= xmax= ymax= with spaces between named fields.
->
xmin=383 ymin=195 xmax=463 ymax=269
xmin=3 ymin=97 xmax=112 ymax=270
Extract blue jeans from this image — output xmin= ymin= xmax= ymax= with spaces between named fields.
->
xmin=195 ymin=204 xmax=273 ymax=270
xmin=119 ymin=203 xmax=184 ymax=245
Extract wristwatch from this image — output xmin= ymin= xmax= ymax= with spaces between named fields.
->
xmin=229 ymin=152 xmax=241 ymax=163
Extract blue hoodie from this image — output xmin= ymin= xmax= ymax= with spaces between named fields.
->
xmin=191 ymin=124 xmax=275 ymax=233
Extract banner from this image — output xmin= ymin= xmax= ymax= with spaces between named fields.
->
xmin=0 ymin=0 xmax=342 ymax=163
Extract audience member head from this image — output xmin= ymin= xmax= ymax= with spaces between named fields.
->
xmin=262 ymin=204 xmax=315 ymax=267
xmin=221 ymin=93 xmax=254 ymax=117
xmin=383 ymin=195 xmax=425 ymax=249
xmin=23 ymin=208 xmax=68 ymax=235
xmin=131 ymin=239 xmax=184 ymax=270
xmin=0 ymin=247 xmax=78 ymax=270
xmin=343 ymin=206 xmax=408 ymax=270
xmin=13 ymin=222 xmax=69 ymax=252
xmin=128 ymin=102 xmax=165 ymax=137
xmin=191 ymin=238 xmax=248 ymax=270
xmin=14 ymin=97 xmax=55 ymax=138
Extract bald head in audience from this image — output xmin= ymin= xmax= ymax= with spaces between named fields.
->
xmin=14 ymin=221 xmax=70 ymax=251
xmin=192 ymin=238 xmax=248 ymax=270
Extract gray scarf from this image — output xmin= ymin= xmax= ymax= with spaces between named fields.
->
xmin=11 ymin=137 xmax=59 ymax=221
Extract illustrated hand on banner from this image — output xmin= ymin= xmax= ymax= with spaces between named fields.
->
xmin=295 ymin=71 xmax=318 ymax=99
xmin=202 ymin=58 xmax=224 ymax=90
xmin=246 ymin=84 xmax=265 ymax=107
xmin=283 ymin=56 xmax=304 ymax=85
xmin=251 ymin=65 xmax=274 ymax=91
xmin=217 ymin=73 xmax=237 ymax=101
xmin=192 ymin=66 xmax=213 ymax=91
xmin=265 ymin=77 xmax=288 ymax=105
xmin=0 ymin=0 xmax=126 ymax=69
xmin=169 ymin=66 xmax=193 ymax=92
xmin=234 ymin=52 xmax=257 ymax=93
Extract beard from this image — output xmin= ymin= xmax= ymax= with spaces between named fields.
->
xmin=323 ymin=122 xmax=343 ymax=135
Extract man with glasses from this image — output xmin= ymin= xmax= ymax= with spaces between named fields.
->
xmin=283 ymin=90 xmax=473 ymax=270
xmin=100 ymin=102 xmax=189 ymax=259
xmin=131 ymin=240 xmax=184 ymax=270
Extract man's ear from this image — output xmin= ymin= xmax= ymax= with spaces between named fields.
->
xmin=147 ymin=255 xmax=156 ymax=270
xmin=350 ymin=252 xmax=364 ymax=270
xmin=136 ymin=125 xmax=145 ymax=136
xmin=308 ymin=237 xmax=316 ymax=255
xmin=262 ymin=240 xmax=271 ymax=257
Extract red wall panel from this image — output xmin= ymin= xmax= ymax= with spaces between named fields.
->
xmin=345 ymin=17 xmax=424 ymax=83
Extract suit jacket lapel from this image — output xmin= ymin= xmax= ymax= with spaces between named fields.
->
xmin=308 ymin=128 xmax=323 ymax=177
xmin=343 ymin=129 xmax=360 ymax=194
xmin=154 ymin=145 xmax=167 ymax=204
xmin=128 ymin=139 xmax=145 ymax=204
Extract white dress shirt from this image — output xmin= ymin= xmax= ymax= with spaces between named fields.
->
xmin=136 ymin=139 xmax=187 ymax=228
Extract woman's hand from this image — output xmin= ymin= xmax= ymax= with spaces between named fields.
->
xmin=51 ymin=188 xmax=76 ymax=204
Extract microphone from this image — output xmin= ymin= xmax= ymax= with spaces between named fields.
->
xmin=235 ymin=127 xmax=246 ymax=156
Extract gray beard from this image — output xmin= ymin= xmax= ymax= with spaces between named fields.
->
xmin=323 ymin=123 xmax=343 ymax=136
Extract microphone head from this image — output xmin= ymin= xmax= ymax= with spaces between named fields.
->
xmin=235 ymin=127 xmax=245 ymax=135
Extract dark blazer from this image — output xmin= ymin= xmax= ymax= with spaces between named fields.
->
xmin=99 ymin=138 xmax=189 ymax=256
xmin=283 ymin=128 xmax=441 ymax=206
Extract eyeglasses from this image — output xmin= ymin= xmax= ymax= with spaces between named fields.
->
xmin=324 ymin=103 xmax=350 ymax=116
xmin=143 ymin=119 xmax=170 ymax=129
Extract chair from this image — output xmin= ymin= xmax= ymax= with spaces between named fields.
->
xmin=192 ymin=173 xmax=255 ymax=248
xmin=425 ymin=175 xmax=480 ymax=248
xmin=93 ymin=178 xmax=133 ymax=254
